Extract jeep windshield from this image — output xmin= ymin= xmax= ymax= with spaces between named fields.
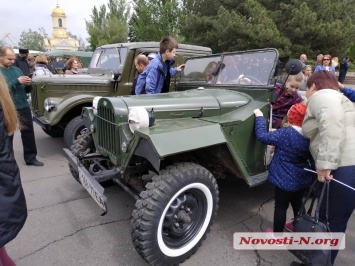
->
xmin=180 ymin=49 xmax=278 ymax=86
xmin=89 ymin=47 xmax=128 ymax=70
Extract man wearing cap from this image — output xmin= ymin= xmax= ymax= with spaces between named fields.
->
xmin=0 ymin=46 xmax=43 ymax=166
xmin=14 ymin=48 xmax=30 ymax=76
xmin=338 ymin=56 xmax=350 ymax=84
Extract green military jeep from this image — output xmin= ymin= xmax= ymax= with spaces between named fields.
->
xmin=31 ymin=42 xmax=211 ymax=147
xmin=64 ymin=48 xmax=301 ymax=265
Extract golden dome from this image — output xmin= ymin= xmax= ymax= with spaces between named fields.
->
xmin=52 ymin=5 xmax=65 ymax=16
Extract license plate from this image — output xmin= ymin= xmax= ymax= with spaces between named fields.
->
xmin=78 ymin=167 xmax=107 ymax=214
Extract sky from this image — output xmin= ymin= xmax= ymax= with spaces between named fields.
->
xmin=0 ymin=0 xmax=111 ymax=46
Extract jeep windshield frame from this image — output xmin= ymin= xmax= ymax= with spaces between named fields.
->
xmin=89 ymin=46 xmax=128 ymax=71
xmin=180 ymin=48 xmax=279 ymax=86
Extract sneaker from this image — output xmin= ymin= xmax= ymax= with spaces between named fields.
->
xmin=284 ymin=221 xmax=294 ymax=232
xmin=265 ymin=228 xmax=284 ymax=246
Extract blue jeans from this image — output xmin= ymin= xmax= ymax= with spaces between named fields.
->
xmin=327 ymin=165 xmax=355 ymax=264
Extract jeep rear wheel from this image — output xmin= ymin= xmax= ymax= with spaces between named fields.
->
xmin=131 ymin=162 xmax=219 ymax=265
xmin=69 ymin=128 xmax=95 ymax=184
xmin=64 ymin=116 xmax=85 ymax=148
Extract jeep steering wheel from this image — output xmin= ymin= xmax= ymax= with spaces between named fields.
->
xmin=239 ymin=75 xmax=263 ymax=85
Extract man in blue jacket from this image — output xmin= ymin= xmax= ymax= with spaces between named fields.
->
xmin=135 ymin=36 xmax=185 ymax=95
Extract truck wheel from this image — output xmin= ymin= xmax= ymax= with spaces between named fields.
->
xmin=69 ymin=128 xmax=95 ymax=184
xmin=131 ymin=162 xmax=219 ymax=265
xmin=42 ymin=126 xmax=64 ymax=138
xmin=64 ymin=116 xmax=85 ymax=148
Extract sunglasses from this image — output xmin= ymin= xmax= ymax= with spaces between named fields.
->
xmin=323 ymin=58 xmax=331 ymax=61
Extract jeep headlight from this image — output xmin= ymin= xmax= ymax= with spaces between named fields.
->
xmin=92 ymin=96 xmax=102 ymax=114
xmin=44 ymin=98 xmax=56 ymax=112
xmin=128 ymin=107 xmax=155 ymax=133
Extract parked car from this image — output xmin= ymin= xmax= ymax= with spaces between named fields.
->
xmin=64 ymin=48 xmax=302 ymax=265
xmin=31 ymin=42 xmax=212 ymax=147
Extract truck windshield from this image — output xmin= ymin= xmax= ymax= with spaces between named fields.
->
xmin=181 ymin=49 xmax=278 ymax=86
xmin=89 ymin=47 xmax=128 ymax=70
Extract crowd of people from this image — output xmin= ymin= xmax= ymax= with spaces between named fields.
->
xmin=264 ymin=52 xmax=355 ymax=265
xmin=12 ymin=48 xmax=83 ymax=77
xmin=1 ymin=41 xmax=354 ymax=265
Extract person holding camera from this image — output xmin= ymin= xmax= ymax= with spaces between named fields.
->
xmin=0 ymin=46 xmax=43 ymax=166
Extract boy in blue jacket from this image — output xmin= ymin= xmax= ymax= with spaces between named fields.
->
xmin=254 ymin=103 xmax=314 ymax=236
xmin=135 ymin=36 xmax=185 ymax=95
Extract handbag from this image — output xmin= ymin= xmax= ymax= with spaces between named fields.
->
xmin=289 ymin=179 xmax=332 ymax=266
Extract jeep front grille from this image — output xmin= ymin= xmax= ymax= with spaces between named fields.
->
xmin=97 ymin=105 xmax=119 ymax=156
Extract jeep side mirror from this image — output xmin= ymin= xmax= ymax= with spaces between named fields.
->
xmin=281 ymin=59 xmax=303 ymax=87
xmin=112 ymin=70 xmax=120 ymax=80
xmin=285 ymin=59 xmax=303 ymax=75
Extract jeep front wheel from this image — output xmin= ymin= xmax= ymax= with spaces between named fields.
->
xmin=131 ymin=162 xmax=219 ymax=265
xmin=64 ymin=116 xmax=85 ymax=148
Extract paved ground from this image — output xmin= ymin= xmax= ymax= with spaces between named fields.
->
xmin=6 ymin=124 xmax=355 ymax=266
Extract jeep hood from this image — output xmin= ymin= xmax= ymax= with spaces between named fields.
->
xmin=116 ymin=89 xmax=252 ymax=117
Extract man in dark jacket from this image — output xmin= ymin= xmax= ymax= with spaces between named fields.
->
xmin=338 ymin=56 xmax=350 ymax=84
xmin=0 ymin=46 xmax=43 ymax=166
xmin=14 ymin=48 xmax=30 ymax=76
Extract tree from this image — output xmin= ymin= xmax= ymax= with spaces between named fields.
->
xmin=18 ymin=28 xmax=47 ymax=51
xmin=68 ymin=32 xmax=89 ymax=51
xmin=180 ymin=0 xmax=355 ymax=58
xmin=131 ymin=0 xmax=183 ymax=42
xmin=86 ymin=0 xmax=130 ymax=50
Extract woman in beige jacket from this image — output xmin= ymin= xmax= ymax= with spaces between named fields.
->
xmin=302 ymin=70 xmax=355 ymax=264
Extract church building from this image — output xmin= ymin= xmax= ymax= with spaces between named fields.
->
xmin=44 ymin=2 xmax=79 ymax=51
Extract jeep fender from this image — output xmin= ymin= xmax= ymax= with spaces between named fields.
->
xmin=131 ymin=119 xmax=227 ymax=171
xmin=47 ymin=95 xmax=97 ymax=126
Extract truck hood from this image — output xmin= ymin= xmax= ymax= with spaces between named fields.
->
xmin=32 ymin=73 xmax=113 ymax=85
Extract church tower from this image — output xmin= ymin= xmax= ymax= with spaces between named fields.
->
xmin=51 ymin=3 xmax=68 ymax=39
xmin=44 ymin=1 xmax=79 ymax=51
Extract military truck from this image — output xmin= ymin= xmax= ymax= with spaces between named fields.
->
xmin=31 ymin=42 xmax=212 ymax=147
xmin=64 ymin=48 xmax=302 ymax=265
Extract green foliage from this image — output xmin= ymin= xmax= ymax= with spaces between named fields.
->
xmin=86 ymin=0 xmax=130 ymax=50
xmin=131 ymin=0 xmax=183 ymax=42
xmin=67 ymin=32 xmax=89 ymax=51
xmin=345 ymin=42 xmax=355 ymax=65
xmin=18 ymin=28 xmax=46 ymax=51
xmin=179 ymin=0 xmax=355 ymax=58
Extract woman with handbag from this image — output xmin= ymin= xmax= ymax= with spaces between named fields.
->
xmin=302 ymin=70 xmax=355 ymax=264
xmin=0 ymin=73 xmax=28 ymax=265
